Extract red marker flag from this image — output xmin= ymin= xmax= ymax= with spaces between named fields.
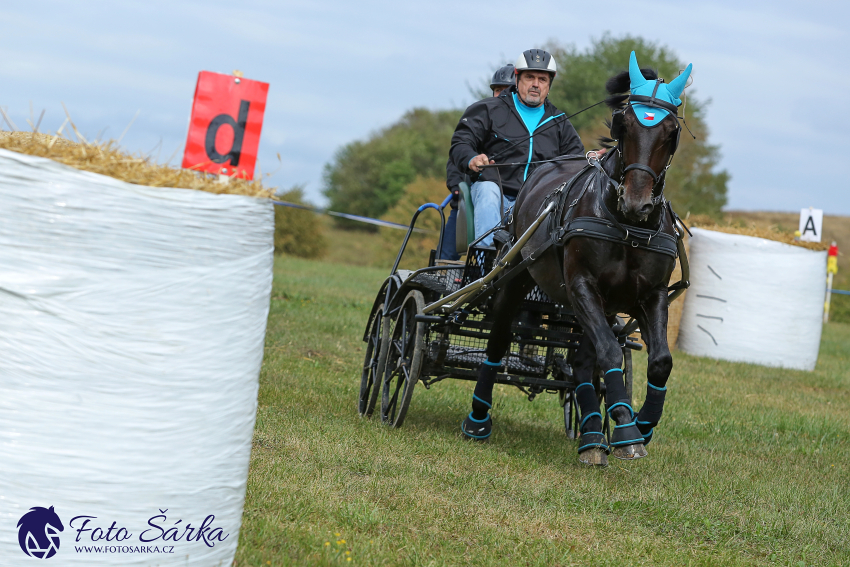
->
xmin=182 ymin=71 xmax=269 ymax=180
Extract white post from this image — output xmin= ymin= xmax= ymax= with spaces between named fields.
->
xmin=824 ymin=271 xmax=833 ymax=323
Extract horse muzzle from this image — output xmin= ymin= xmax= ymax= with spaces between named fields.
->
xmin=618 ymin=184 xmax=654 ymax=222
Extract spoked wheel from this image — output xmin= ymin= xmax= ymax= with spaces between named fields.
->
xmin=381 ymin=290 xmax=425 ymax=428
xmin=623 ymin=346 xmax=634 ymax=402
xmin=561 ymin=389 xmax=577 ymax=439
xmin=359 ymin=305 xmax=388 ymax=417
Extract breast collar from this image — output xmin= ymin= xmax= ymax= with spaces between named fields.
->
xmin=541 ymin=154 xmax=679 ymax=259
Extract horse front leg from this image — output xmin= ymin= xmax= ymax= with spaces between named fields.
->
xmin=571 ymin=334 xmax=608 ymax=466
xmin=632 ymin=287 xmax=673 ymax=446
xmin=570 ymin=278 xmax=646 ymax=461
xmin=460 ymin=269 xmax=533 ymax=441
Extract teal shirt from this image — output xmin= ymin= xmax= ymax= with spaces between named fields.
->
xmin=512 ymin=93 xmax=545 ymax=134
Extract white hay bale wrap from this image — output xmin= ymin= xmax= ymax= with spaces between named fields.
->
xmin=0 ymin=149 xmax=273 ymax=565
xmin=678 ymin=228 xmax=826 ymax=371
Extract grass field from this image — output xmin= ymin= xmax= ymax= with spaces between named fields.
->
xmin=314 ymin=211 xmax=850 ymax=323
xmin=235 ymin=256 xmax=850 ymax=567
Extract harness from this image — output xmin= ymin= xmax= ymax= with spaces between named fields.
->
xmin=490 ymin=151 xmax=690 ymax=305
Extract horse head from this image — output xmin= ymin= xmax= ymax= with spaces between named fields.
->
xmin=610 ymin=51 xmax=692 ymax=223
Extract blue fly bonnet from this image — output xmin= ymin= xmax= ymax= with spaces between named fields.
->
xmin=629 ymin=51 xmax=692 ymax=126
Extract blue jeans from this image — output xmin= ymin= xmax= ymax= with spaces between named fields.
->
xmin=471 ymin=181 xmax=515 ymax=247
xmin=437 ymin=207 xmax=460 ymax=261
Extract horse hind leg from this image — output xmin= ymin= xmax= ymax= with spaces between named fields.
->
xmin=603 ymin=332 xmax=647 ymax=460
xmin=460 ymin=268 xmax=533 ymax=441
xmin=607 ymin=366 xmax=649 ymax=460
xmin=633 ymin=289 xmax=673 ymax=446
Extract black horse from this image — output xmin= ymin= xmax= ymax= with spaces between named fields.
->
xmin=461 ymin=61 xmax=691 ymax=467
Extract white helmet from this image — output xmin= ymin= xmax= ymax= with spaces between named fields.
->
xmin=514 ymin=49 xmax=557 ymax=79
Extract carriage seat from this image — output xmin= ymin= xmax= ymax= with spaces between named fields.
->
xmin=455 ymin=181 xmax=475 ymax=255
xmin=455 ymin=181 xmax=512 ymax=255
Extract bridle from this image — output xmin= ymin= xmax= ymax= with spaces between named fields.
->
xmin=609 ymin=79 xmax=683 ymax=212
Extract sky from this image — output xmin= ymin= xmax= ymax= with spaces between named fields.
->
xmin=2 ymin=0 xmax=849 ymax=214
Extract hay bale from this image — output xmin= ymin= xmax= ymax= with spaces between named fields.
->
xmin=0 ymin=147 xmax=273 ymax=565
xmin=666 ymin=232 xmax=689 ymax=349
xmin=624 ymin=233 xmax=689 ymax=351
xmin=688 ymin=214 xmax=829 ymax=251
xmin=678 ymin=228 xmax=826 ymax=371
xmin=0 ymin=130 xmax=275 ymax=198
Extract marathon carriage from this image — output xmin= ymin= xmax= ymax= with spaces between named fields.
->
xmin=358 ymin=178 xmax=649 ymax=439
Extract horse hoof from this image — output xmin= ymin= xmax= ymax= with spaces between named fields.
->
xmin=578 ymin=448 xmax=608 ymax=467
xmin=612 ymin=443 xmax=647 ymax=460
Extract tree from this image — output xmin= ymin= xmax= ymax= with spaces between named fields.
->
xmin=323 ymin=108 xmax=462 ymax=224
xmin=274 ymin=187 xmax=328 ymax=258
xmin=545 ymin=35 xmax=729 ymax=217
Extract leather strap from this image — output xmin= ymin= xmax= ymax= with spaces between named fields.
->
xmin=629 ymin=94 xmax=680 ymax=115
xmin=622 ymin=162 xmax=659 ymax=183
xmin=557 ymin=217 xmax=679 ymax=259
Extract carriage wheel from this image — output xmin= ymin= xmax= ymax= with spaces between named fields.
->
xmin=359 ymin=305 xmax=388 ymax=417
xmin=623 ymin=346 xmax=634 ymax=403
xmin=381 ymin=290 xmax=425 ymax=428
xmin=564 ymin=391 xmax=577 ymax=439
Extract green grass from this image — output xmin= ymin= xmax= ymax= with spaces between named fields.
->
xmin=236 ymin=256 xmax=850 ymax=567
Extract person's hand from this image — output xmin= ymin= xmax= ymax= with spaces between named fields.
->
xmin=468 ymin=154 xmax=494 ymax=172
xmin=450 ymin=188 xmax=460 ymax=209
xmin=595 ymin=148 xmax=608 ymax=156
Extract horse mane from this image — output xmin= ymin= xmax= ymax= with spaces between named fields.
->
xmin=598 ymin=68 xmax=658 ymax=149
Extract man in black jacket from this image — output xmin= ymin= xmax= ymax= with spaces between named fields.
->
xmin=438 ymin=64 xmax=516 ymax=261
xmin=455 ymin=50 xmax=587 ymax=441
xmin=449 ymin=49 xmax=585 ymax=249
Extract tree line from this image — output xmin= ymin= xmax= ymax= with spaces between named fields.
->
xmin=322 ymin=35 xmax=729 ymax=225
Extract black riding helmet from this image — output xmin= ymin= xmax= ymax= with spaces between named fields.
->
xmin=490 ymin=64 xmax=515 ymax=89
xmin=514 ymin=49 xmax=557 ymax=79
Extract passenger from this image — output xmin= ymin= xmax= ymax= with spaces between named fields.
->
xmin=438 ymin=64 xmax=515 ymax=260
xmin=449 ymin=49 xmax=587 ymax=247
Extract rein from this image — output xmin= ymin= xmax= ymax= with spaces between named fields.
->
xmin=482 ymin=97 xmax=613 ymax=165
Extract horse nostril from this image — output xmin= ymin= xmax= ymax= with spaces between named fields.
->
xmin=639 ymin=203 xmax=654 ymax=217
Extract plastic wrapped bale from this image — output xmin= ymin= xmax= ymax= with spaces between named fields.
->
xmin=0 ymin=149 xmax=274 ymax=565
xmin=678 ymin=228 xmax=827 ymax=371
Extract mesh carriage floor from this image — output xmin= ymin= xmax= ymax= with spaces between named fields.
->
xmin=441 ymin=346 xmax=549 ymax=376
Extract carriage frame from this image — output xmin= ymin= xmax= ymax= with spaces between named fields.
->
xmin=358 ymin=191 xmax=648 ymax=440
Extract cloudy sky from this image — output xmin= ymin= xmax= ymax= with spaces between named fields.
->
xmin=3 ymin=0 xmax=848 ymax=214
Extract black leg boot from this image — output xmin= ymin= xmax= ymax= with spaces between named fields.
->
xmin=635 ymin=383 xmax=666 ymax=445
xmin=603 ymin=369 xmax=644 ymax=449
xmin=461 ymin=361 xmax=499 ymax=440
xmin=574 ymin=382 xmax=609 ymax=454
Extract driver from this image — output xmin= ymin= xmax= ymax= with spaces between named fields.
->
xmin=449 ymin=49 xmax=585 ymax=247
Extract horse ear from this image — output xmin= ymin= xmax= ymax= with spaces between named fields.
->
xmin=49 ymin=506 xmax=54 ymax=512
xmin=668 ymin=63 xmax=692 ymax=99
xmin=629 ymin=51 xmax=646 ymax=90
